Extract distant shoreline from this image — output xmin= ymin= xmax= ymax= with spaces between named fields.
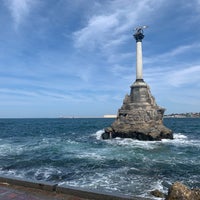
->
xmin=164 ymin=112 xmax=200 ymax=118
xmin=164 ymin=116 xmax=200 ymax=118
xmin=0 ymin=112 xmax=199 ymax=119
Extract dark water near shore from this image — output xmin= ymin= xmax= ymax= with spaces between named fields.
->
xmin=0 ymin=118 xmax=199 ymax=198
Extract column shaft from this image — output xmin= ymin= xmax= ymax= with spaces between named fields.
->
xmin=136 ymin=41 xmax=143 ymax=80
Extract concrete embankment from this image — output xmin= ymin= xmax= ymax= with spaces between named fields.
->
xmin=0 ymin=175 xmax=152 ymax=200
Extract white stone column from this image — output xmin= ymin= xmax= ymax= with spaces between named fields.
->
xmin=133 ymin=29 xmax=144 ymax=82
xmin=136 ymin=41 xmax=143 ymax=80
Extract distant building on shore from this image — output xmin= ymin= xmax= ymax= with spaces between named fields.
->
xmin=103 ymin=115 xmax=117 ymax=118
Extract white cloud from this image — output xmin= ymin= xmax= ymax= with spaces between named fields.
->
xmin=0 ymin=88 xmax=38 ymax=97
xmin=73 ymin=13 xmax=119 ymax=50
xmin=73 ymin=0 xmax=164 ymax=51
xmin=168 ymin=65 xmax=200 ymax=87
xmin=5 ymin=0 xmax=37 ymax=29
xmin=144 ymin=43 xmax=200 ymax=64
xmin=0 ymin=88 xmax=78 ymax=102
xmin=143 ymin=64 xmax=200 ymax=89
xmin=1 ymin=0 xmax=200 ymax=116
xmin=110 ymin=64 xmax=132 ymax=78
xmin=107 ymin=52 xmax=133 ymax=64
xmin=196 ymin=0 xmax=200 ymax=8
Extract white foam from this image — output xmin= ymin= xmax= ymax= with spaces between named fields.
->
xmin=173 ymin=133 xmax=188 ymax=139
xmin=94 ymin=130 xmax=104 ymax=140
xmin=65 ymin=139 xmax=79 ymax=145
xmin=161 ymin=133 xmax=188 ymax=143
xmin=94 ymin=130 xmax=200 ymax=150
xmin=0 ymin=169 xmax=24 ymax=179
xmin=0 ymin=143 xmax=25 ymax=156
xmin=75 ymin=152 xmax=106 ymax=160
xmin=59 ymin=167 xmax=168 ymax=199
xmin=148 ymin=180 xmax=167 ymax=197
xmin=162 ymin=133 xmax=200 ymax=147
xmin=34 ymin=167 xmax=62 ymax=180
xmin=105 ymin=138 xmax=161 ymax=150
xmin=58 ymin=170 xmax=122 ymax=193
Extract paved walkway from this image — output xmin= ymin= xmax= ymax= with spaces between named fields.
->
xmin=0 ymin=183 xmax=88 ymax=200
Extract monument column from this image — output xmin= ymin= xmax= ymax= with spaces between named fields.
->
xmin=102 ymin=26 xmax=173 ymax=141
xmin=133 ymin=27 xmax=146 ymax=82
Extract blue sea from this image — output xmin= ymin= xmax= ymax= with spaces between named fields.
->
xmin=0 ymin=118 xmax=199 ymax=198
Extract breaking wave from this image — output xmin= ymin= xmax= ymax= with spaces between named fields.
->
xmin=94 ymin=130 xmax=200 ymax=149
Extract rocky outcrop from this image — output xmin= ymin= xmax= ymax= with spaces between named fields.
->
xmin=102 ymin=80 xmax=173 ymax=140
xmin=166 ymin=182 xmax=200 ymax=200
xmin=150 ymin=182 xmax=200 ymax=200
xmin=150 ymin=189 xmax=166 ymax=198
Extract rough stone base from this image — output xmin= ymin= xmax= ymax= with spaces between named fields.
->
xmin=102 ymin=125 xmax=173 ymax=141
xmin=102 ymin=80 xmax=173 ymax=141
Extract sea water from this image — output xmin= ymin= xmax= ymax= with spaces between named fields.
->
xmin=0 ymin=118 xmax=199 ymax=198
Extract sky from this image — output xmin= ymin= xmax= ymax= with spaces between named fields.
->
xmin=0 ymin=0 xmax=200 ymax=118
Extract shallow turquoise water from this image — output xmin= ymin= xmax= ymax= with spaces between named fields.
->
xmin=0 ymin=118 xmax=199 ymax=198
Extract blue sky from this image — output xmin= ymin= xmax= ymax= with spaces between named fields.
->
xmin=0 ymin=0 xmax=200 ymax=118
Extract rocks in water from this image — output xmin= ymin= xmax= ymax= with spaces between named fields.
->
xmin=166 ymin=182 xmax=200 ymax=200
xmin=150 ymin=189 xmax=166 ymax=198
xmin=101 ymin=128 xmax=112 ymax=140
xmin=150 ymin=182 xmax=200 ymax=200
xmin=102 ymin=80 xmax=173 ymax=141
xmin=104 ymin=125 xmax=173 ymax=141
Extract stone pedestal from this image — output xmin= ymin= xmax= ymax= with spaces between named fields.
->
xmin=102 ymin=80 xmax=173 ymax=140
